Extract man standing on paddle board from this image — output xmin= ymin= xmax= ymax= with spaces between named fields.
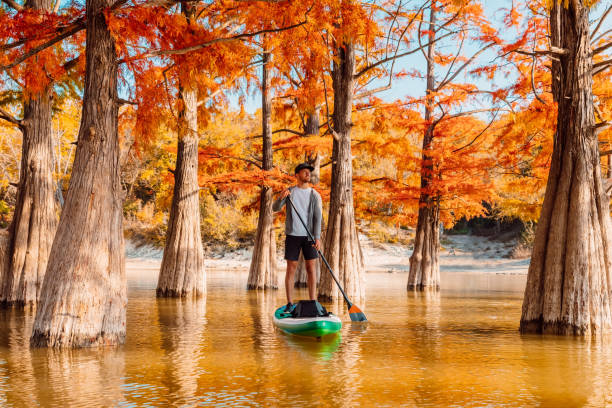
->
xmin=273 ymin=162 xmax=323 ymax=313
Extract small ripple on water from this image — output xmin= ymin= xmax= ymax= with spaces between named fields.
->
xmin=0 ymin=271 xmax=610 ymax=407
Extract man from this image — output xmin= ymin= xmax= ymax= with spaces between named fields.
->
xmin=273 ymin=162 xmax=323 ymax=313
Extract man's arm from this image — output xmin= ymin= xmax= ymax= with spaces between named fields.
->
xmin=313 ymin=192 xmax=322 ymax=239
xmin=272 ymin=188 xmax=291 ymax=212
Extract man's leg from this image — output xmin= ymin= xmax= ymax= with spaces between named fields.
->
xmin=285 ymin=260 xmax=298 ymax=304
xmin=305 ymin=259 xmax=317 ymax=300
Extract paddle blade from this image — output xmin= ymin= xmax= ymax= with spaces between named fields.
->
xmin=348 ymin=304 xmax=367 ymax=322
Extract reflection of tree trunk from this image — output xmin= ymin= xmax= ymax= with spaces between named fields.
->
xmin=0 ymin=0 xmax=57 ymax=307
xmin=157 ymin=3 xmax=205 ymax=298
xmin=44 ymin=348 xmax=125 ymax=405
xmin=157 ymin=298 xmax=206 ymax=403
xmin=248 ymin=51 xmax=277 ymax=290
xmin=0 ymin=308 xmax=37 ymax=406
xmin=408 ymin=5 xmax=440 ymax=292
xmin=520 ymin=1 xmax=612 ymax=335
xmin=31 ymin=0 xmax=126 ymax=347
xmin=318 ymin=42 xmax=365 ymax=301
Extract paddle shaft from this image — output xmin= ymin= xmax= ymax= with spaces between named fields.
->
xmin=285 ymin=195 xmax=354 ymax=309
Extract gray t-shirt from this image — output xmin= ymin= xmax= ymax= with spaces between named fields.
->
xmin=289 ymin=187 xmax=311 ymax=236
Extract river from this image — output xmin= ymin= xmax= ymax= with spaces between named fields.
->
xmin=0 ymin=265 xmax=610 ymax=407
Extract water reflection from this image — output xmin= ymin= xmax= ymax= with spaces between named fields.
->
xmin=0 ymin=270 xmax=610 ymax=407
xmin=0 ymin=307 xmax=125 ymax=407
xmin=156 ymin=297 xmax=207 ymax=405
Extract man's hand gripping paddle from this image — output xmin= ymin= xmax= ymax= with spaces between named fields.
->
xmin=286 ymin=195 xmax=367 ymax=322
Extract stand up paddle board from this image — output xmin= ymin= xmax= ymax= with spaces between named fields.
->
xmin=273 ymin=305 xmax=342 ymax=338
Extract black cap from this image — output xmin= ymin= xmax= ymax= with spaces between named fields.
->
xmin=294 ymin=162 xmax=315 ymax=174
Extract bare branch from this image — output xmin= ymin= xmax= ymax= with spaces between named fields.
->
xmin=510 ymin=46 xmax=568 ymax=58
xmin=0 ymin=107 xmax=22 ymax=129
xmin=355 ymin=31 xmax=454 ymax=79
xmin=1 ymin=0 xmax=22 ymax=11
xmin=593 ymin=58 xmax=612 ymax=71
xmin=591 ymin=4 xmax=612 ymax=39
xmin=592 ymin=28 xmax=612 ymax=45
xmin=592 ymin=40 xmax=612 ymax=56
xmin=452 ymin=109 xmax=500 ymax=153
xmin=322 ymin=71 xmax=339 ymax=141
xmin=117 ymin=98 xmax=137 ymax=105
xmin=436 ymin=42 xmax=495 ymax=91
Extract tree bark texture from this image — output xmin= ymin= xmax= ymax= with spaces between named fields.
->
xmin=408 ymin=5 xmax=441 ymax=291
xmin=248 ymin=51 xmax=277 ymax=290
xmin=318 ymin=42 xmax=365 ymax=301
xmin=520 ymin=0 xmax=612 ymax=336
xmin=30 ymin=0 xmax=126 ymax=347
xmin=0 ymin=0 xmax=57 ymax=307
xmin=157 ymin=3 xmax=205 ymax=298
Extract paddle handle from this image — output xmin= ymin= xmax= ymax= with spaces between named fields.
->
xmin=286 ymin=195 xmax=354 ymax=309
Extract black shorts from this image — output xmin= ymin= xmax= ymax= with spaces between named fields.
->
xmin=285 ymin=235 xmax=319 ymax=261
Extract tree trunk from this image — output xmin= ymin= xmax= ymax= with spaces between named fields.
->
xmin=0 ymin=0 xmax=57 ymax=307
xmin=248 ymin=51 xmax=277 ymax=290
xmin=157 ymin=3 xmax=205 ymax=298
xmin=408 ymin=4 xmax=440 ymax=291
xmin=318 ymin=42 xmax=365 ymax=301
xmin=295 ymin=109 xmax=322 ymax=288
xmin=30 ymin=0 xmax=126 ymax=347
xmin=520 ymin=0 xmax=612 ymax=336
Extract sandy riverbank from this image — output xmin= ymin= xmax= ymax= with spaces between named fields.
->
xmin=126 ymin=234 xmax=530 ymax=275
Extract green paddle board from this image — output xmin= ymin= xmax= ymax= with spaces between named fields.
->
xmin=273 ymin=306 xmax=342 ymax=338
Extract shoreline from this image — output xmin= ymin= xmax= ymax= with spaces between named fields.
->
xmin=126 ymin=233 xmax=530 ymax=275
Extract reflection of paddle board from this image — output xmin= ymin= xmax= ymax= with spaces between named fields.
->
xmin=273 ymin=306 xmax=342 ymax=338
xmin=281 ymin=331 xmax=342 ymax=361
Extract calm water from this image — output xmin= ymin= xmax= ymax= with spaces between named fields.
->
xmin=0 ymin=267 xmax=611 ymax=407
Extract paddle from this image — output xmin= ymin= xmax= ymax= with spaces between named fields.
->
xmin=286 ymin=195 xmax=367 ymax=322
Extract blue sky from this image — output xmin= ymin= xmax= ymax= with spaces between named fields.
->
xmin=236 ymin=2 xmax=611 ymax=115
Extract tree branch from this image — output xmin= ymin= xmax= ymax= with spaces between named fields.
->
xmin=592 ymin=28 xmax=612 ymax=45
xmin=592 ymin=40 xmax=612 ymax=56
xmin=355 ymin=31 xmax=454 ymax=79
xmin=436 ymin=42 xmax=495 ymax=91
xmin=0 ymin=0 xmax=127 ymax=72
xmin=0 ymin=20 xmax=85 ymax=72
xmin=121 ymin=18 xmax=308 ymax=63
xmin=452 ymin=109 xmax=500 ymax=153
xmin=591 ymin=4 xmax=612 ymax=39
xmin=593 ymin=58 xmax=612 ymax=71
xmin=1 ymin=0 xmax=22 ymax=11
xmin=0 ymin=107 xmax=22 ymax=129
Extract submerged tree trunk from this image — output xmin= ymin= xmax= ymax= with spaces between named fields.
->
xmin=157 ymin=3 xmax=205 ymax=298
xmin=248 ymin=51 xmax=277 ymax=290
xmin=318 ymin=42 xmax=365 ymax=301
xmin=520 ymin=1 xmax=612 ymax=336
xmin=0 ymin=0 xmax=57 ymax=307
xmin=31 ymin=0 xmax=126 ymax=347
xmin=408 ymin=5 xmax=440 ymax=291
xmin=295 ymin=109 xmax=322 ymax=288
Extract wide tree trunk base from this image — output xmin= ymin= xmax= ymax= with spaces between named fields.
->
xmin=519 ymin=0 xmax=612 ymax=337
xmin=30 ymin=0 xmax=126 ymax=348
xmin=247 ymin=188 xmax=277 ymax=290
xmin=318 ymin=208 xmax=364 ymax=301
xmin=407 ymin=203 xmax=440 ymax=292
xmin=156 ymin=85 xmax=205 ymax=299
xmin=1 ymin=89 xmax=56 ymax=307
